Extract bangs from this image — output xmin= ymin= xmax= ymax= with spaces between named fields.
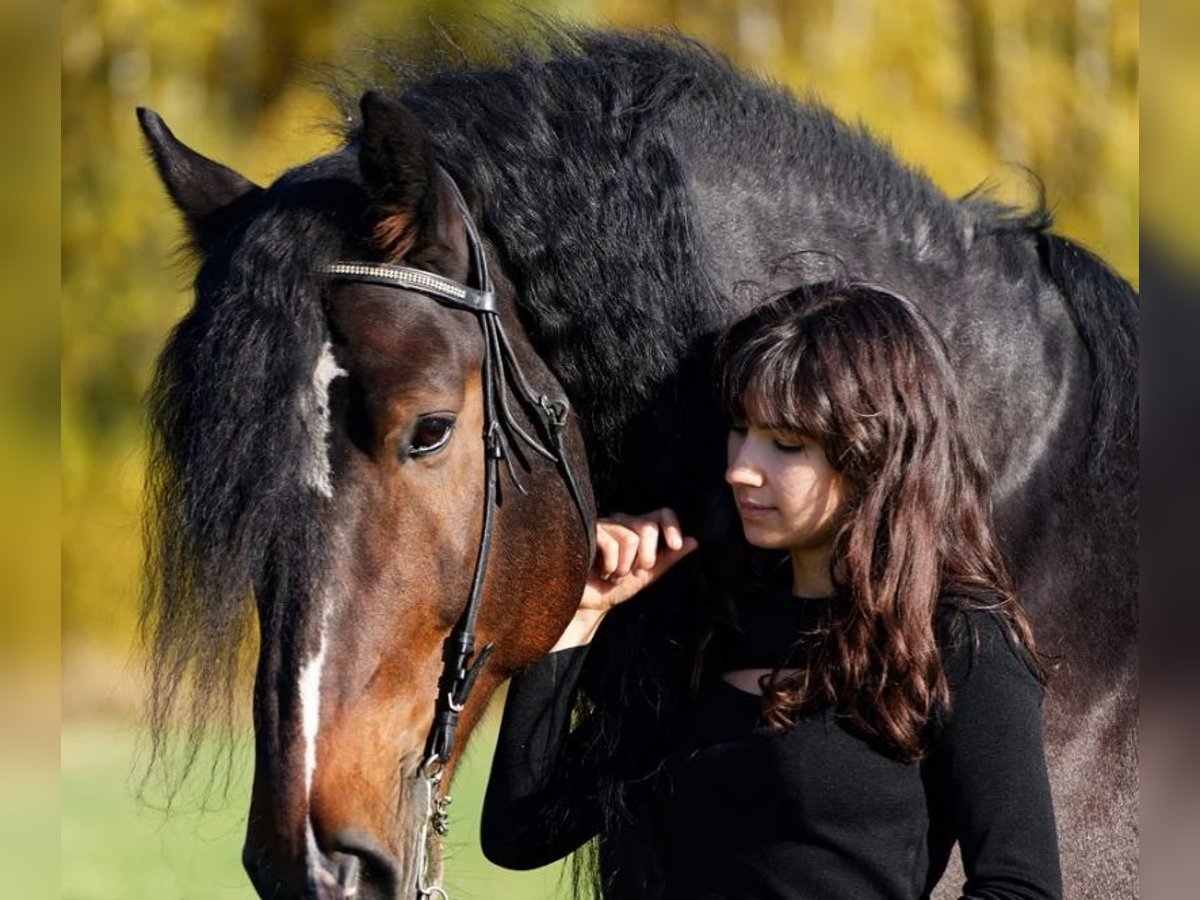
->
xmin=717 ymin=322 xmax=833 ymax=441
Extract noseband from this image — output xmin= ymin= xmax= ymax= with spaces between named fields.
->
xmin=324 ymin=170 xmax=592 ymax=899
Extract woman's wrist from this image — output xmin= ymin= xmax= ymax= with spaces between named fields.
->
xmin=549 ymin=608 xmax=608 ymax=652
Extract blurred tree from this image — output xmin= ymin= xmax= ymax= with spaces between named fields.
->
xmin=1 ymin=0 xmax=59 ymax=666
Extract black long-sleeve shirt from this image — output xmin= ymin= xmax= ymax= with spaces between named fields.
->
xmin=481 ymin=594 xmax=1062 ymax=899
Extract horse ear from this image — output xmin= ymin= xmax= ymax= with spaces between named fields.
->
xmin=357 ymin=91 xmax=438 ymax=261
xmin=137 ymin=107 xmax=261 ymax=250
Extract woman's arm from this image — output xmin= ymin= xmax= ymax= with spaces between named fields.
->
xmin=480 ymin=642 xmax=601 ymax=869
xmin=932 ymin=608 xmax=1063 ymax=900
xmin=480 ymin=511 xmax=697 ymax=870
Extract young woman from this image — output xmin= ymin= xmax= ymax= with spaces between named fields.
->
xmin=481 ymin=282 xmax=1062 ymax=899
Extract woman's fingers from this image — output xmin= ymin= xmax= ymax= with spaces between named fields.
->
xmin=594 ymin=521 xmax=640 ymax=579
xmin=608 ymin=508 xmax=684 ymax=563
xmin=594 ymin=526 xmax=616 ymax=579
xmin=660 ymin=507 xmax=683 ymax=551
xmin=613 ymin=525 xmax=640 ymax=577
xmin=587 ymin=535 xmax=699 ymax=609
xmin=629 ymin=519 xmax=661 ymax=572
xmin=604 ymin=514 xmax=654 ymax=574
xmin=594 ymin=525 xmax=634 ymax=579
xmin=592 ymin=508 xmax=693 ymax=590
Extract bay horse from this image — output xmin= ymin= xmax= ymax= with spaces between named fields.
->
xmin=139 ymin=29 xmax=1137 ymax=900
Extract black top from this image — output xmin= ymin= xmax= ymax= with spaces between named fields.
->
xmin=481 ymin=593 xmax=1062 ymax=899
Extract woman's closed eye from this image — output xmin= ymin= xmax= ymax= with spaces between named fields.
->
xmin=729 ymin=421 xmax=808 ymax=451
xmin=772 ymin=436 xmax=808 ymax=453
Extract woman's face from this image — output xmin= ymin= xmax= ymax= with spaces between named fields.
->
xmin=725 ymin=421 xmax=847 ymax=553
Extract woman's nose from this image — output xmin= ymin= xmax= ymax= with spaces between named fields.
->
xmin=725 ymin=440 xmax=764 ymax=487
xmin=726 ymin=463 xmax=763 ymax=487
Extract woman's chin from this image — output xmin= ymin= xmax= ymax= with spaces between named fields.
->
xmin=739 ymin=521 xmax=788 ymax=549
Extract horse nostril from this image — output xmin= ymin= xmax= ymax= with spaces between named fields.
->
xmin=338 ymin=854 xmax=361 ymax=893
xmin=325 ymin=832 xmax=400 ymax=898
xmin=309 ymin=850 xmax=361 ymax=899
xmin=242 ymin=841 xmax=354 ymax=900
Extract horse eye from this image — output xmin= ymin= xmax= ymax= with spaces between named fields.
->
xmin=407 ymin=415 xmax=456 ymax=458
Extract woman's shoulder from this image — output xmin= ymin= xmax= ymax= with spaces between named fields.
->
xmin=935 ymin=591 xmax=1016 ymax=633
xmin=935 ymin=591 xmax=1006 ymax=634
xmin=934 ymin=593 xmax=1042 ymax=690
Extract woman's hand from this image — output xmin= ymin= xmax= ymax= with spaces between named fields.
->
xmin=583 ymin=509 xmax=699 ymax=611
xmin=550 ymin=508 xmax=698 ymax=651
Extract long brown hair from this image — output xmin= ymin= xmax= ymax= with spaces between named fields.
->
xmin=711 ymin=281 xmax=1044 ymax=761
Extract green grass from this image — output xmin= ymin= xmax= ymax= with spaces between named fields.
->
xmin=61 ymin=718 xmax=569 ymax=899
xmin=0 ymin=753 xmax=57 ymax=900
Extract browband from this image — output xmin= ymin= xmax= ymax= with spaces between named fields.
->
xmin=324 ymin=262 xmax=498 ymax=314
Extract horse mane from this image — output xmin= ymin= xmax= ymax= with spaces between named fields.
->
xmin=141 ymin=152 xmax=367 ymax=795
xmin=361 ymin=25 xmax=1137 ymax=494
xmin=357 ymin=28 xmax=736 ymax=493
xmin=961 ymin=181 xmax=1138 ymax=485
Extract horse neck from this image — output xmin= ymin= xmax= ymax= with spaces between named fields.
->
xmin=668 ymin=95 xmax=975 ymax=315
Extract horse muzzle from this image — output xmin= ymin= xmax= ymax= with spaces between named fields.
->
xmin=244 ymin=822 xmax=431 ymax=900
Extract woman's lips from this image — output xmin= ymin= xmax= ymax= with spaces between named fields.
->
xmin=736 ymin=500 xmax=775 ymax=518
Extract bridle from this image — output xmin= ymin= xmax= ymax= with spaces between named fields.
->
xmin=324 ymin=169 xmax=592 ymax=899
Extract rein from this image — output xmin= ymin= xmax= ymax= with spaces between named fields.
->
xmin=324 ymin=169 xmax=592 ymax=900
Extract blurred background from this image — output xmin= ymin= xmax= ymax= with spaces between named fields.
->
xmin=51 ymin=0 xmax=1145 ymax=898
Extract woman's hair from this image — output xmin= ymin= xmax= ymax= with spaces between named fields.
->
xmin=708 ymin=280 xmax=1044 ymax=761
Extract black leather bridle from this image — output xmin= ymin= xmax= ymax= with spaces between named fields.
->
xmin=324 ymin=169 xmax=592 ymax=899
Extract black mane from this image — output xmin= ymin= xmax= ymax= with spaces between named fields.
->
xmin=142 ymin=152 xmax=369 ymax=789
xmin=365 ymin=27 xmax=1134 ymax=496
xmin=383 ymin=30 xmax=734 ymax=492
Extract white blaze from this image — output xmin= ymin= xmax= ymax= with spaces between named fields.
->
xmin=300 ymin=341 xmax=346 ymax=497
xmin=298 ymin=616 xmax=328 ymax=803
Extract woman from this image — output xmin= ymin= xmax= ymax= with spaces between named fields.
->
xmin=481 ymin=282 xmax=1062 ymax=899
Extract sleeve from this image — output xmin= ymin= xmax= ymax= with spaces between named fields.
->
xmin=480 ymin=643 xmax=603 ymax=870
xmin=929 ymin=609 xmax=1063 ymax=900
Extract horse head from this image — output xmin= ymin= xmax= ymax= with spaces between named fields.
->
xmin=138 ymin=92 xmax=593 ymax=900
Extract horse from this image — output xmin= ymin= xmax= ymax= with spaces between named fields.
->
xmin=138 ymin=29 xmax=1137 ymax=900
